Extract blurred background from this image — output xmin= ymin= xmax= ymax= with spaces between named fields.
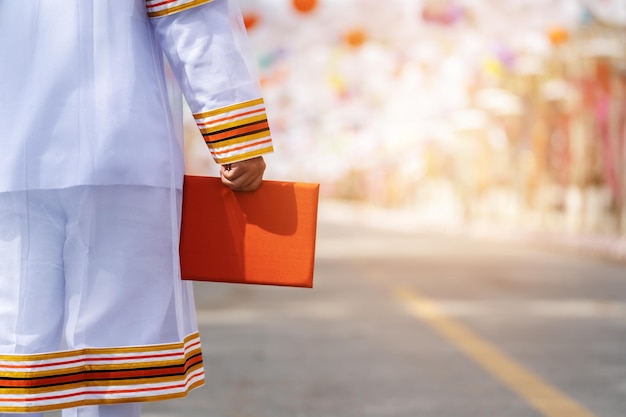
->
xmin=143 ymin=1 xmax=626 ymax=416
xmin=185 ymin=0 xmax=626 ymax=240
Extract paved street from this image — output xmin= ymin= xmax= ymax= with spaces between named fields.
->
xmin=51 ymin=204 xmax=626 ymax=417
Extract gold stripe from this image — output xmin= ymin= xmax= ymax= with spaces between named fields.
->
xmin=0 ymin=379 xmax=205 ymax=413
xmin=199 ymin=114 xmax=268 ymax=135
xmin=395 ymin=287 xmax=599 ymax=417
xmin=0 ymin=363 xmax=204 ymax=395
xmin=213 ymin=147 xmax=275 ymax=165
xmin=193 ymin=98 xmax=265 ymax=120
xmin=0 ymin=347 xmax=202 ymax=379
xmin=147 ymin=0 xmax=214 ymax=18
xmin=0 ymin=333 xmax=200 ymax=363
xmin=206 ymin=131 xmax=271 ymax=149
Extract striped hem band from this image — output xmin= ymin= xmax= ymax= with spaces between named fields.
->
xmin=0 ymin=333 xmax=205 ymax=413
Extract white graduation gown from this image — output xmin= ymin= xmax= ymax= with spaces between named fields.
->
xmin=0 ymin=0 xmax=273 ymax=412
xmin=0 ymin=0 xmax=273 ymax=192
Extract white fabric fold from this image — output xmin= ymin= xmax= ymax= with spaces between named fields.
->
xmin=150 ymin=0 xmax=264 ymax=115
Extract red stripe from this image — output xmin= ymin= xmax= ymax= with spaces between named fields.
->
xmin=0 ymin=357 xmax=203 ymax=389
xmin=208 ymin=121 xmax=270 ymax=142
xmin=196 ymin=108 xmax=265 ymax=127
xmin=209 ymin=139 xmax=273 ymax=156
xmin=0 ymin=371 xmax=205 ymax=403
xmin=146 ymin=0 xmax=179 ymax=10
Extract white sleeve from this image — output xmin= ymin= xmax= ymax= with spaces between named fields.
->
xmin=148 ymin=0 xmax=273 ymax=164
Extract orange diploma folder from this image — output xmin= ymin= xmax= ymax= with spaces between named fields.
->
xmin=179 ymin=175 xmax=319 ymax=288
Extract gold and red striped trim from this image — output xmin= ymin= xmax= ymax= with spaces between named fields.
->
xmin=0 ymin=333 xmax=204 ymax=413
xmin=0 ymin=377 xmax=206 ymax=414
xmin=146 ymin=0 xmax=214 ymax=18
xmin=193 ymin=98 xmax=274 ymax=164
xmin=0 ymin=354 xmax=203 ymax=389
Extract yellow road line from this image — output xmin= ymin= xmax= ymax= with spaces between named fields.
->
xmin=394 ymin=286 xmax=598 ymax=417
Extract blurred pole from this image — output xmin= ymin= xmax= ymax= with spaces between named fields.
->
xmin=615 ymin=65 xmax=626 ymax=235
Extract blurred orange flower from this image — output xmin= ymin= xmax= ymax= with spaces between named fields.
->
xmin=345 ymin=28 xmax=367 ymax=48
xmin=293 ymin=0 xmax=318 ymax=14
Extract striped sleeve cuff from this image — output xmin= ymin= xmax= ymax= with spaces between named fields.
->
xmin=146 ymin=0 xmax=214 ymax=18
xmin=194 ymin=98 xmax=274 ymax=165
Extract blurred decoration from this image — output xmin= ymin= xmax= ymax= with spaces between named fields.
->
xmin=482 ymin=56 xmax=504 ymax=79
xmin=344 ymin=28 xmax=367 ymax=48
xmin=242 ymin=11 xmax=260 ymax=30
xmin=582 ymin=0 xmax=626 ymax=26
xmin=595 ymin=59 xmax=612 ymax=92
xmin=493 ymin=43 xmax=516 ymax=70
xmin=292 ymin=0 xmax=318 ymax=14
xmin=327 ymin=50 xmax=348 ymax=97
xmin=579 ymin=6 xmax=595 ymax=26
xmin=475 ymin=88 xmax=523 ymax=116
xmin=547 ymin=26 xmax=569 ymax=46
xmin=186 ymin=0 xmax=626 ymax=238
xmin=421 ymin=0 xmax=465 ymax=25
xmin=581 ymin=38 xmax=625 ymax=59
xmin=258 ymin=48 xmax=286 ymax=70
xmin=540 ymin=79 xmax=579 ymax=105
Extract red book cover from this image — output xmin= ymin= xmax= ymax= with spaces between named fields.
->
xmin=179 ymin=176 xmax=319 ymax=288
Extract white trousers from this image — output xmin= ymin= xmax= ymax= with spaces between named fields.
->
xmin=0 ymin=186 xmax=201 ymax=415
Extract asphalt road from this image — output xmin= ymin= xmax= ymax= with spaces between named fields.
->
xmin=49 ymin=210 xmax=626 ymax=417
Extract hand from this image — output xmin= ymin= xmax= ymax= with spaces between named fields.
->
xmin=220 ymin=156 xmax=266 ymax=192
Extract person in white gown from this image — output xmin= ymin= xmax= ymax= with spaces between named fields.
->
xmin=0 ymin=0 xmax=273 ymax=416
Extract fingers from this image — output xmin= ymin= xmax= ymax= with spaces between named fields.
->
xmin=220 ymin=157 xmax=266 ymax=192
xmin=220 ymin=168 xmax=260 ymax=191
xmin=221 ymin=169 xmax=262 ymax=192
